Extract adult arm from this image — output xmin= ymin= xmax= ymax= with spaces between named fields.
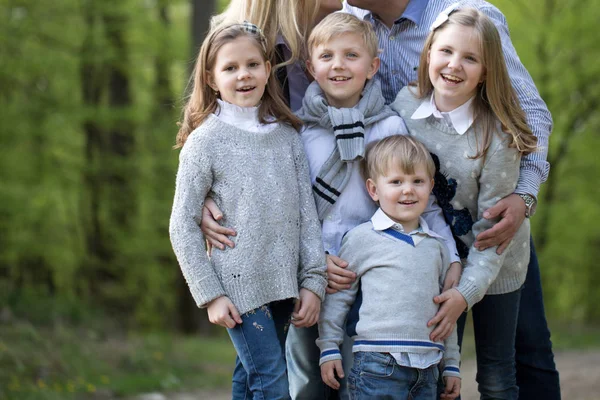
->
xmin=475 ymin=4 xmax=552 ymax=251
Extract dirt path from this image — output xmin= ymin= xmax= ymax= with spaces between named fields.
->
xmin=130 ymin=349 xmax=600 ymax=400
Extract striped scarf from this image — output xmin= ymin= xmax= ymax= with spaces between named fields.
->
xmin=297 ymin=79 xmax=397 ymax=220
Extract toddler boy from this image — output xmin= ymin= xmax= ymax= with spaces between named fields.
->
xmin=317 ymin=135 xmax=461 ymax=400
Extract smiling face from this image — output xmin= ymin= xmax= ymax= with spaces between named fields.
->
xmin=208 ymin=36 xmax=271 ymax=108
xmin=366 ymin=162 xmax=434 ymax=232
xmin=428 ymin=24 xmax=485 ymax=112
xmin=308 ymin=33 xmax=379 ymax=108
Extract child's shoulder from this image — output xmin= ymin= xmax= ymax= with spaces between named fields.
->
xmin=343 ymin=221 xmax=377 ymax=243
xmin=390 ymin=86 xmax=421 ymax=117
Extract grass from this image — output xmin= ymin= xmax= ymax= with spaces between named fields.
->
xmin=0 ymin=319 xmax=236 ymax=400
xmin=2 ymin=310 xmax=600 ymax=400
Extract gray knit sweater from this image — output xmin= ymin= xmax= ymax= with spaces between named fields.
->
xmin=317 ymin=218 xmax=460 ymax=378
xmin=169 ymin=115 xmax=328 ymax=314
xmin=392 ymin=87 xmax=530 ymax=309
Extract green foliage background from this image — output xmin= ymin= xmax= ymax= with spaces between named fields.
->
xmin=0 ymin=0 xmax=598 ymax=331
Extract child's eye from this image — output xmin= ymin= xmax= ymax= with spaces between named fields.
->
xmin=320 ymin=53 xmax=332 ymax=59
xmin=347 ymin=52 xmax=358 ymax=58
xmin=391 ymin=180 xmax=401 ymax=184
xmin=224 ymin=66 xmax=236 ymax=72
xmin=465 ymin=56 xmax=477 ymax=62
xmin=441 ymin=48 xmax=451 ymax=54
xmin=414 ymin=179 xmax=424 ymax=184
xmin=248 ymin=62 xmax=260 ymax=68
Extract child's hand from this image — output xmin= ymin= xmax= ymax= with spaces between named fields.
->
xmin=443 ymin=262 xmax=462 ymax=292
xmin=291 ymin=288 xmax=321 ymax=328
xmin=325 ymin=254 xmax=355 ymax=294
xmin=207 ymin=296 xmax=242 ymax=328
xmin=427 ymin=288 xmax=467 ymax=342
xmin=440 ymin=376 xmax=461 ymax=400
xmin=320 ymin=360 xmax=344 ymax=390
xmin=200 ymin=198 xmax=236 ymax=251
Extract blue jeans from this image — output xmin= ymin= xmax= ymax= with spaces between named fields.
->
xmin=286 ymin=324 xmax=353 ymax=399
xmin=348 ymin=352 xmax=438 ymax=400
xmin=514 ymin=239 xmax=561 ymax=400
xmin=452 ymin=239 xmax=560 ymax=400
xmin=471 ymin=289 xmax=521 ymax=399
xmin=228 ymin=299 xmax=294 ymax=400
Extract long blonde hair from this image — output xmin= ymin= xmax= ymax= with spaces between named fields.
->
xmin=211 ymin=0 xmax=321 ymax=68
xmin=416 ymin=8 xmax=537 ymax=158
xmin=176 ymin=24 xmax=301 ymax=148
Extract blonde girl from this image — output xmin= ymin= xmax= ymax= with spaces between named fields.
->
xmin=392 ymin=7 xmax=536 ymax=400
xmin=169 ymin=23 xmax=327 ymax=400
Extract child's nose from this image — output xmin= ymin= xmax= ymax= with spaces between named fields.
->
xmin=332 ymin=56 xmax=345 ymax=69
xmin=238 ymin=68 xmax=251 ymax=79
xmin=447 ymin=55 xmax=462 ymax=70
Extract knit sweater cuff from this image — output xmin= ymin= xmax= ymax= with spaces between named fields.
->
xmin=442 ymin=365 xmax=461 ymax=379
xmin=319 ymin=348 xmax=342 ymax=366
xmin=456 ymin=280 xmax=480 ymax=311
xmin=190 ymin=274 xmax=227 ymax=308
xmin=301 ymin=276 xmax=327 ymax=301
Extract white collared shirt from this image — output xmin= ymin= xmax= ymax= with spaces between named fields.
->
xmin=411 ymin=94 xmax=475 ymax=135
xmin=214 ymin=99 xmax=277 ymax=133
xmin=370 ymin=208 xmax=444 ymax=369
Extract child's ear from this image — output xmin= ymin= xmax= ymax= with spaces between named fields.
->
xmin=265 ymin=60 xmax=272 ymax=78
xmin=430 ymin=178 xmax=435 ymax=193
xmin=427 ymin=49 xmax=431 ymax=65
xmin=207 ymin=71 xmax=218 ymax=92
xmin=366 ymin=178 xmax=379 ymax=202
xmin=367 ymin=57 xmax=381 ymax=80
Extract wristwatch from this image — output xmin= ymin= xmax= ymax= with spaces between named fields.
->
xmin=517 ymin=193 xmax=537 ymax=218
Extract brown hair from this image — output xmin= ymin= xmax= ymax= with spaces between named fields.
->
xmin=361 ymin=135 xmax=436 ymax=182
xmin=307 ymin=12 xmax=379 ymax=58
xmin=415 ymin=8 xmax=537 ymax=158
xmin=175 ymin=24 xmax=301 ymax=148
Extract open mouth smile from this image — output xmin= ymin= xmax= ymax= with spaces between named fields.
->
xmin=237 ymin=86 xmax=256 ymax=92
xmin=441 ymin=74 xmax=464 ymax=84
xmin=329 ymin=76 xmax=351 ymax=82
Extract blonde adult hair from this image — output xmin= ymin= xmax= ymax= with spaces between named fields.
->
xmin=415 ymin=8 xmax=537 ymax=158
xmin=361 ymin=135 xmax=436 ymax=182
xmin=307 ymin=12 xmax=379 ymax=58
xmin=212 ymin=0 xmax=321 ymax=68
xmin=176 ymin=24 xmax=301 ymax=148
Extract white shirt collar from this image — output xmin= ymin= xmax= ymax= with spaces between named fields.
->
xmin=370 ymin=208 xmax=443 ymax=239
xmin=411 ymin=94 xmax=475 ymax=135
xmin=215 ymin=99 xmax=276 ymax=133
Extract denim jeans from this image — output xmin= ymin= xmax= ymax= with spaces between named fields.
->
xmin=228 ymin=299 xmax=294 ymax=400
xmin=514 ymin=239 xmax=561 ymax=400
xmin=348 ymin=352 xmax=438 ymax=400
xmin=472 ymin=289 xmax=521 ymax=399
xmin=452 ymin=239 xmax=561 ymax=400
xmin=286 ymin=324 xmax=353 ymax=399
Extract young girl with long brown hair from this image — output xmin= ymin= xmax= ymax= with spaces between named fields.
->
xmin=169 ymin=22 xmax=327 ymax=399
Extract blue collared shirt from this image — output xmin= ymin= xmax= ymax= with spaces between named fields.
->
xmin=343 ymin=0 xmax=551 ymax=198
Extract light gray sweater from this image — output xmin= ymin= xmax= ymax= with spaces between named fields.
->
xmin=392 ymin=87 xmax=530 ymax=309
xmin=169 ymin=115 xmax=328 ymax=314
xmin=317 ymin=217 xmax=460 ymax=378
